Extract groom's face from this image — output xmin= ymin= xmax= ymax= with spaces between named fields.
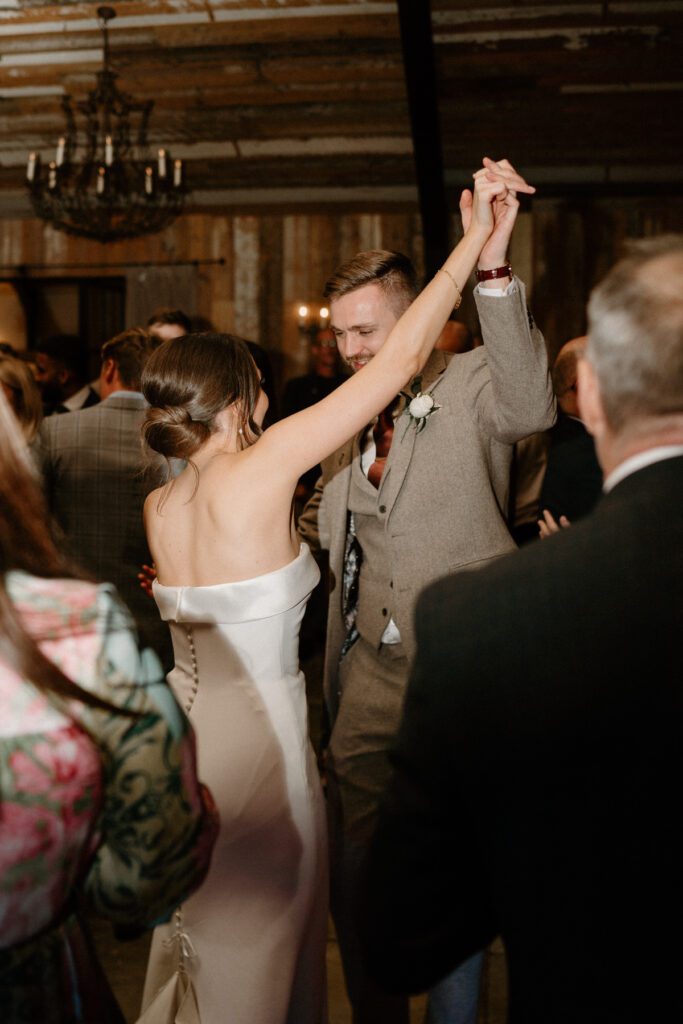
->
xmin=330 ymin=283 xmax=400 ymax=373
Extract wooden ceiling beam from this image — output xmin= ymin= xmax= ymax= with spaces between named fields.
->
xmin=396 ymin=0 xmax=448 ymax=279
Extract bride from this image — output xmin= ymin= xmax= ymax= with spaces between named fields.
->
xmin=138 ymin=169 xmax=519 ymax=1024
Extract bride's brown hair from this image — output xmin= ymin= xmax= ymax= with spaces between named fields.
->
xmin=142 ymin=332 xmax=262 ymax=462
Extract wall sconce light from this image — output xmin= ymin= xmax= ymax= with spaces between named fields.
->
xmin=297 ymin=305 xmax=309 ymax=329
xmin=296 ymin=304 xmax=330 ymax=337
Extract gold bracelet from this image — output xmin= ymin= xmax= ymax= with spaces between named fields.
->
xmin=437 ymin=267 xmax=463 ymax=310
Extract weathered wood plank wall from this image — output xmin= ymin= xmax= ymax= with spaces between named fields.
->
xmin=1 ymin=195 xmax=682 ymax=386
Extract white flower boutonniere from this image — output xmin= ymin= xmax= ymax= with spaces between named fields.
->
xmin=400 ymin=375 xmax=441 ymax=436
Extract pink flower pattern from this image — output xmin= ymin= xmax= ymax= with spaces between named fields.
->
xmin=0 ymin=573 xmax=218 ymax=1021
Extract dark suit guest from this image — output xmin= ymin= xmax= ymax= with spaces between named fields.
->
xmin=363 ymin=236 xmax=683 ymax=1022
xmin=34 ymin=334 xmax=100 ymax=415
xmin=38 ymin=328 xmax=172 ymax=666
xmin=283 ymin=328 xmax=347 ymax=417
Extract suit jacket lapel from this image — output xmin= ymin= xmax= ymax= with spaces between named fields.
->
xmin=378 ymin=350 xmax=450 ymax=509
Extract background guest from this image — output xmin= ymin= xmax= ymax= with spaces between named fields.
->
xmin=283 ymin=327 xmax=347 ymax=417
xmin=283 ymin=327 xmax=347 ymax=498
xmin=538 ymin=334 xmax=603 ymax=534
xmin=507 ymin=430 xmax=551 ymax=546
xmin=246 ymin=338 xmax=279 ymax=425
xmin=146 ymin=307 xmax=192 ymax=342
xmin=0 ymin=352 xmax=43 ymax=443
xmin=434 ymin=313 xmax=474 ymax=354
xmin=38 ymin=328 xmax=172 ymax=667
xmin=34 ymin=334 xmax=99 ymax=415
xmin=0 ymin=389 xmax=218 ymax=1024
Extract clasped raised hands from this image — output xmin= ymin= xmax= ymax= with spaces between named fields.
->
xmin=461 ymin=157 xmax=536 ymax=267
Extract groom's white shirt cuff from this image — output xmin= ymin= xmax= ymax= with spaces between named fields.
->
xmin=474 ymin=277 xmax=518 ymax=298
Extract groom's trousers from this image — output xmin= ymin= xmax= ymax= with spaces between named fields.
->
xmin=326 ymin=635 xmax=485 ymax=1024
xmin=327 ymin=635 xmax=410 ymax=1023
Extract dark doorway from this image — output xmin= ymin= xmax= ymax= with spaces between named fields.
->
xmin=8 ymin=276 xmax=126 ymax=380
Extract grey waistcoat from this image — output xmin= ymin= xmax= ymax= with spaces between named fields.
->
xmin=348 ymin=453 xmax=395 ymax=648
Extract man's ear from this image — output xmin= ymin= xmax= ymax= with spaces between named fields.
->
xmin=101 ymin=358 xmax=116 ymax=385
xmin=577 ymin=355 xmax=606 ymax=440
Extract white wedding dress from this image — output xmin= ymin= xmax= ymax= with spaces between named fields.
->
xmin=141 ymin=544 xmax=328 ymax=1024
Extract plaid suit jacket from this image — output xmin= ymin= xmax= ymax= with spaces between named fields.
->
xmin=38 ymin=392 xmax=172 ymax=665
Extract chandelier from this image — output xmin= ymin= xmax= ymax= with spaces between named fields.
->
xmin=25 ymin=6 xmax=186 ymax=243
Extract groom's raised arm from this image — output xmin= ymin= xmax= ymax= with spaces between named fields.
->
xmin=461 ymin=158 xmax=555 ymax=443
xmin=472 ymin=278 xmax=555 ymax=442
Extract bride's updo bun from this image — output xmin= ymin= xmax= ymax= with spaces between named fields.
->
xmin=143 ymin=403 xmax=211 ymax=462
xmin=142 ymin=332 xmax=262 ymax=461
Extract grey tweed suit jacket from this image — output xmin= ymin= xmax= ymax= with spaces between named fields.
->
xmin=299 ymin=281 xmax=556 ymax=722
xmin=38 ymin=392 xmax=171 ymax=665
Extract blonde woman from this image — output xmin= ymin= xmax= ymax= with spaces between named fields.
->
xmin=0 ymin=354 xmax=43 ymax=443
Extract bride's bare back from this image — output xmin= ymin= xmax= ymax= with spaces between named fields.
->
xmin=145 ymin=443 xmax=301 ymax=586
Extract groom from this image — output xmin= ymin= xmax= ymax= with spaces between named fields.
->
xmin=298 ymin=159 xmax=555 ymax=1023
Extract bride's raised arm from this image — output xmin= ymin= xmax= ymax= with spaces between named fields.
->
xmin=258 ymin=166 xmax=533 ymax=483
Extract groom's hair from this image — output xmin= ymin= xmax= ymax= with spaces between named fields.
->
xmin=324 ymin=250 xmax=419 ymax=319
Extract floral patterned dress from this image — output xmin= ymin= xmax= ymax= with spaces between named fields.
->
xmin=0 ymin=573 xmax=218 ymax=1024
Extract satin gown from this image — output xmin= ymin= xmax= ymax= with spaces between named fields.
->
xmin=141 ymin=545 xmax=328 ymax=1024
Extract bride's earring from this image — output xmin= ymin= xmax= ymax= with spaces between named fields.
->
xmin=238 ymin=427 xmax=244 ymax=435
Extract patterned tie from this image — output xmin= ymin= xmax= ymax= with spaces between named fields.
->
xmin=368 ymin=399 xmax=397 ymax=489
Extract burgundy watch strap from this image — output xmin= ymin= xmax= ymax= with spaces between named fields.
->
xmin=475 ymin=263 xmax=512 ymax=282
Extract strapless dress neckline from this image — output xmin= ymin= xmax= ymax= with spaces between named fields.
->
xmin=153 ymin=543 xmax=319 ymax=624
